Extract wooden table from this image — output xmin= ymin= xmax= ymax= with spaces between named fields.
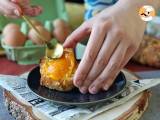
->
xmin=0 ymin=56 xmax=159 ymax=120
xmin=0 ymin=55 xmax=158 ymax=75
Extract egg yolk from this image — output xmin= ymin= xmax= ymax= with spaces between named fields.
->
xmin=41 ymin=49 xmax=76 ymax=80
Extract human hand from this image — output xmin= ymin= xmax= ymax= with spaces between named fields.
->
xmin=0 ymin=0 xmax=42 ymax=18
xmin=64 ymin=1 xmax=146 ymax=94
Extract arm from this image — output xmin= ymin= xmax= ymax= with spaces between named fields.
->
xmin=118 ymin=0 xmax=160 ymax=10
xmin=64 ymin=0 xmax=159 ymax=94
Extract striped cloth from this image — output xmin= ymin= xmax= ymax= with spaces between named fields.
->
xmin=84 ymin=0 xmax=118 ymax=19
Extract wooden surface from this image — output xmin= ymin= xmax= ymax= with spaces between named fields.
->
xmin=0 ymin=56 xmax=35 ymax=75
xmin=0 ymin=55 xmax=158 ymax=75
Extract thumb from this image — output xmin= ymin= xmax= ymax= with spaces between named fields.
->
xmin=63 ymin=21 xmax=91 ymax=48
xmin=11 ymin=0 xmax=30 ymax=5
xmin=23 ymin=5 xmax=43 ymax=17
xmin=1 ymin=0 xmax=22 ymax=16
xmin=11 ymin=0 xmax=42 ymax=16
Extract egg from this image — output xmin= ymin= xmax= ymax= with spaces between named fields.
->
xmin=3 ymin=23 xmax=20 ymax=36
xmin=28 ymin=25 xmax=52 ymax=45
xmin=30 ymin=19 xmax=43 ymax=27
xmin=53 ymin=19 xmax=70 ymax=28
xmin=53 ymin=27 xmax=71 ymax=43
xmin=53 ymin=19 xmax=72 ymax=43
xmin=2 ymin=30 xmax=26 ymax=47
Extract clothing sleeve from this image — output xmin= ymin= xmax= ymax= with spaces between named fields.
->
xmin=84 ymin=0 xmax=118 ymax=20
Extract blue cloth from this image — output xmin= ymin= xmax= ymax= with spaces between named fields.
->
xmin=84 ymin=0 xmax=118 ymax=20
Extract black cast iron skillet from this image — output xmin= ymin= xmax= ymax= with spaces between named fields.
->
xmin=27 ymin=66 xmax=126 ymax=106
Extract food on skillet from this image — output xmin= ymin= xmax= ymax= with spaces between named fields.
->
xmin=40 ymin=49 xmax=77 ymax=91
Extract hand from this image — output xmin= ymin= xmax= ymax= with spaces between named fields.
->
xmin=64 ymin=1 xmax=146 ymax=94
xmin=0 ymin=0 xmax=42 ymax=18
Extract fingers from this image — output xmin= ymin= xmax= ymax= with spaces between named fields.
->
xmin=0 ymin=0 xmax=41 ymax=18
xmin=79 ymin=30 xmax=120 ymax=94
xmin=101 ymin=46 xmax=138 ymax=93
xmin=4 ymin=14 xmax=19 ymax=19
xmin=0 ymin=0 xmax=21 ymax=17
xmin=88 ymin=40 xmax=128 ymax=94
xmin=74 ymin=22 xmax=110 ymax=88
xmin=120 ymin=45 xmax=138 ymax=68
xmin=102 ymin=71 xmax=119 ymax=92
xmin=63 ymin=21 xmax=92 ymax=48
xmin=12 ymin=0 xmax=42 ymax=17
xmin=103 ymin=48 xmax=135 ymax=92
xmin=23 ymin=5 xmax=42 ymax=16
xmin=11 ymin=0 xmax=30 ymax=5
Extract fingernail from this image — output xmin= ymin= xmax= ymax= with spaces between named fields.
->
xmin=80 ymin=87 xmax=87 ymax=94
xmin=103 ymin=84 xmax=109 ymax=91
xmin=74 ymin=77 xmax=83 ymax=86
xmin=76 ymin=81 xmax=82 ymax=87
xmin=14 ymin=9 xmax=20 ymax=16
xmin=90 ymin=86 xmax=97 ymax=94
xmin=37 ymin=6 xmax=43 ymax=13
xmin=74 ymin=80 xmax=80 ymax=87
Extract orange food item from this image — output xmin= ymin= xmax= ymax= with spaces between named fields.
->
xmin=40 ymin=49 xmax=77 ymax=91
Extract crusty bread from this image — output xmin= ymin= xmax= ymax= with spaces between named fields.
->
xmin=40 ymin=72 xmax=74 ymax=91
xmin=133 ymin=35 xmax=160 ymax=68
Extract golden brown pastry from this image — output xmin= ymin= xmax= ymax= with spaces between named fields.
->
xmin=40 ymin=49 xmax=77 ymax=91
xmin=133 ymin=35 xmax=160 ymax=68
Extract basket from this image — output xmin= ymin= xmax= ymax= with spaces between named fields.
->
xmin=0 ymin=0 xmax=68 ymax=65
